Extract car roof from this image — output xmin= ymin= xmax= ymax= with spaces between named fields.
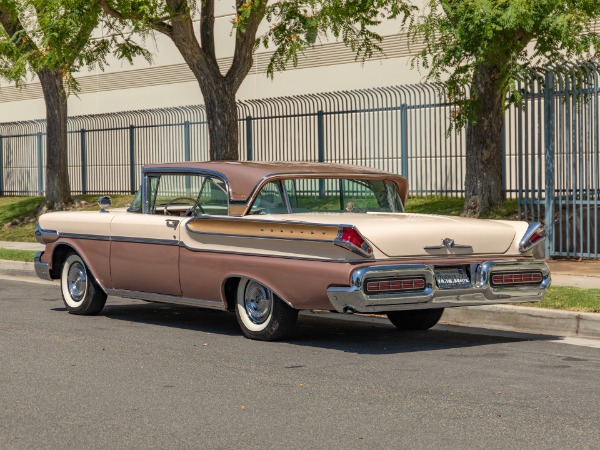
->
xmin=142 ymin=161 xmax=406 ymax=202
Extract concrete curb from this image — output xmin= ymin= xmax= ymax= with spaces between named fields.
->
xmin=2 ymin=259 xmax=600 ymax=340
xmin=441 ymin=305 xmax=600 ymax=340
xmin=0 ymin=260 xmax=40 ymax=279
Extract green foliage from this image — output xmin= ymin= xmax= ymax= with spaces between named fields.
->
xmin=0 ymin=0 xmax=152 ymax=93
xmin=246 ymin=0 xmax=415 ymax=76
xmin=411 ymin=0 xmax=600 ymax=128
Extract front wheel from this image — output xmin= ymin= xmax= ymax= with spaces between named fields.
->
xmin=387 ymin=308 xmax=444 ymax=331
xmin=61 ymin=253 xmax=107 ymax=315
xmin=235 ymin=278 xmax=298 ymax=341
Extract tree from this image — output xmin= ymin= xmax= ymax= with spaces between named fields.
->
xmin=99 ymin=0 xmax=413 ymax=161
xmin=411 ymin=0 xmax=600 ymax=217
xmin=0 ymin=0 xmax=149 ymax=209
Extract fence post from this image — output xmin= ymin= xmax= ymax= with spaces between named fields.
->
xmin=400 ymin=104 xmax=408 ymax=177
xmin=544 ymin=71 xmax=556 ymax=258
xmin=80 ymin=129 xmax=87 ymax=194
xmin=501 ymin=123 xmax=506 ymax=198
xmin=184 ymin=121 xmax=191 ymax=162
xmin=246 ymin=116 xmax=253 ymax=161
xmin=0 ymin=135 xmax=3 ymax=196
xmin=129 ymin=125 xmax=136 ymax=194
xmin=37 ymin=131 xmax=43 ymax=195
xmin=317 ymin=110 xmax=325 ymax=198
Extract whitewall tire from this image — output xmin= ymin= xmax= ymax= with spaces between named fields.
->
xmin=235 ymin=277 xmax=298 ymax=341
xmin=60 ymin=253 xmax=107 ymax=315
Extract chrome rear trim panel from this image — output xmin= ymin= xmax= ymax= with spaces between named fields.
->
xmin=327 ymin=259 xmax=551 ymax=313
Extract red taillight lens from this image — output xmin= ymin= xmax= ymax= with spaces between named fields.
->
xmin=365 ymin=277 xmax=426 ymax=294
xmin=491 ymin=271 xmax=543 ymax=286
xmin=529 ymin=232 xmax=543 ymax=244
xmin=519 ymin=223 xmax=545 ymax=253
xmin=337 ymin=226 xmax=373 ymax=256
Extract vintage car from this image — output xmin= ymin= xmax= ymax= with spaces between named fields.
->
xmin=34 ymin=161 xmax=550 ymax=340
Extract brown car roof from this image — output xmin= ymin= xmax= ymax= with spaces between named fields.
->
xmin=142 ymin=161 xmax=407 ymax=202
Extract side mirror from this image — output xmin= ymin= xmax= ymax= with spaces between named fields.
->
xmin=98 ymin=196 xmax=112 ymax=212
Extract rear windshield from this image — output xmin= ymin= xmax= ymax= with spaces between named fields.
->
xmin=248 ymin=178 xmax=404 ymax=215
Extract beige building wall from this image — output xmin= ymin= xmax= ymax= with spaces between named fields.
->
xmin=0 ymin=3 xmax=424 ymax=122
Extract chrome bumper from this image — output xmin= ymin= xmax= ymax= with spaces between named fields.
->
xmin=34 ymin=252 xmax=52 ymax=281
xmin=327 ymin=260 xmax=551 ymax=313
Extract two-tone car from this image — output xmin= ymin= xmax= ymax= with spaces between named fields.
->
xmin=35 ymin=162 xmax=550 ymax=340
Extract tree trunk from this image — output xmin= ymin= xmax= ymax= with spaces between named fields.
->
xmin=38 ymin=68 xmax=72 ymax=210
xmin=198 ymin=77 xmax=239 ymax=161
xmin=463 ymin=63 xmax=505 ymax=217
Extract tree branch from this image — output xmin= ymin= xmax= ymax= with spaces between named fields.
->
xmin=200 ymin=0 xmax=215 ymax=60
xmin=227 ymin=0 xmax=266 ymax=91
xmin=99 ymin=0 xmax=174 ymax=37
xmin=0 ymin=5 xmax=39 ymax=54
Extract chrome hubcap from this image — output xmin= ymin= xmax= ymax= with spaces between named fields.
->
xmin=67 ymin=262 xmax=87 ymax=302
xmin=244 ymin=281 xmax=273 ymax=324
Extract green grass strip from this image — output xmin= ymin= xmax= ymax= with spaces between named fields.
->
xmin=521 ymin=286 xmax=600 ymax=313
xmin=0 ymin=249 xmax=38 ymax=262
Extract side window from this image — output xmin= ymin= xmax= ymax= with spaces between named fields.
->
xmin=128 ymin=187 xmax=142 ymax=213
xmin=198 ymin=177 xmax=228 ymax=215
xmin=147 ymin=174 xmax=202 ymax=216
xmin=249 ymin=181 xmax=287 ymax=215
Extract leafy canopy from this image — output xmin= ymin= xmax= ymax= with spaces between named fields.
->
xmin=411 ymin=0 xmax=600 ymax=127
xmin=99 ymin=0 xmax=414 ymax=77
xmin=0 ymin=0 xmax=151 ymax=92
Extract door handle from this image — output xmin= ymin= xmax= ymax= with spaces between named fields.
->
xmin=165 ymin=219 xmax=180 ymax=229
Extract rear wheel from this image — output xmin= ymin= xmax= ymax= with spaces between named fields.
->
xmin=60 ymin=253 xmax=107 ymax=315
xmin=387 ymin=308 xmax=444 ymax=331
xmin=235 ymin=278 xmax=298 ymax=341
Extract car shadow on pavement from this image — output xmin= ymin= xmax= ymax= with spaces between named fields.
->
xmin=65 ymin=299 xmax=558 ymax=355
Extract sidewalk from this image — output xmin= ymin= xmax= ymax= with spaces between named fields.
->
xmin=1 ymin=240 xmax=600 ymax=339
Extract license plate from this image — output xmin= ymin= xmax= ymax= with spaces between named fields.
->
xmin=434 ymin=267 xmax=471 ymax=289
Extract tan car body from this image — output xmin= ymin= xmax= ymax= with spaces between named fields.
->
xmin=35 ymin=162 xmax=550 ymax=315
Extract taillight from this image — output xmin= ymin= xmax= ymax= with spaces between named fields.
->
xmin=519 ymin=223 xmax=545 ymax=253
xmin=491 ymin=271 xmax=543 ymax=286
xmin=365 ymin=277 xmax=426 ymax=294
xmin=335 ymin=226 xmax=373 ymax=257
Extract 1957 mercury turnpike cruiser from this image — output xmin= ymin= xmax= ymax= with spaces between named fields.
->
xmin=34 ymin=161 xmax=550 ymax=340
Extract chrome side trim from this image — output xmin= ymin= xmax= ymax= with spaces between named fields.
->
xmin=60 ymin=232 xmax=110 ymax=241
xmin=179 ymin=242 xmax=373 ymax=262
xmin=327 ymin=259 xmax=551 ymax=313
xmin=106 ymin=289 xmax=227 ymax=310
xmin=34 ymin=252 xmax=52 ymax=281
xmin=35 ymin=225 xmax=58 ymax=244
xmin=110 ymin=236 xmax=179 ymax=246
xmin=58 ymin=232 xmax=178 ymax=246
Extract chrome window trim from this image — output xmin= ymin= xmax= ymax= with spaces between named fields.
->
xmin=243 ymin=173 xmax=405 ymax=215
xmin=140 ymin=168 xmax=231 ymax=215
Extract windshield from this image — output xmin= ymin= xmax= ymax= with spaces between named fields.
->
xmin=249 ymin=178 xmax=404 ymax=215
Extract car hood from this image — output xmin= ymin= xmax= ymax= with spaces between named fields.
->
xmin=258 ymin=212 xmax=517 ymax=257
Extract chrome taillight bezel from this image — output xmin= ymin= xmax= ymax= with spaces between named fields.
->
xmin=519 ymin=222 xmax=545 ymax=253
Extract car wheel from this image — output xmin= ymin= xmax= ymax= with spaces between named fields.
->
xmin=235 ymin=278 xmax=298 ymax=341
xmin=386 ymin=308 xmax=444 ymax=331
xmin=60 ymin=252 xmax=107 ymax=315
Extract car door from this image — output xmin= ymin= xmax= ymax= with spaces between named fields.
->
xmin=110 ymin=173 xmax=202 ymax=296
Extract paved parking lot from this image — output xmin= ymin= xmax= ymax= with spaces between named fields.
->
xmin=2 ymin=277 xmax=600 ymax=449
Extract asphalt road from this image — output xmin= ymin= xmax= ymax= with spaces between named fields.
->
xmin=2 ymin=278 xmax=600 ymax=450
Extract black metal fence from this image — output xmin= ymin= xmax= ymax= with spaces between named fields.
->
xmin=1 ymin=63 xmax=600 ymax=259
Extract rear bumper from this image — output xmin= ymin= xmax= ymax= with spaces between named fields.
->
xmin=34 ymin=252 xmax=52 ymax=281
xmin=327 ymin=260 xmax=551 ymax=313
